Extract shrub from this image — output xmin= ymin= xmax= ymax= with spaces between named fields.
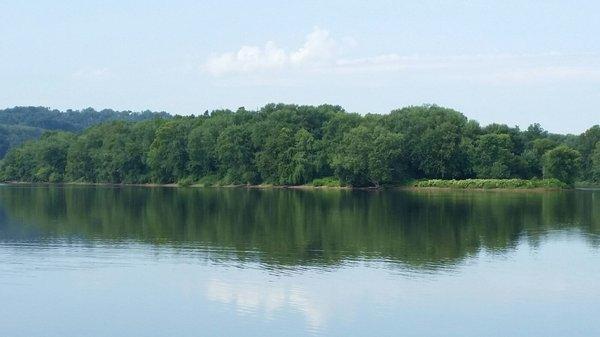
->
xmin=311 ymin=177 xmax=342 ymax=187
xmin=413 ymin=178 xmax=567 ymax=189
xmin=542 ymin=145 xmax=581 ymax=185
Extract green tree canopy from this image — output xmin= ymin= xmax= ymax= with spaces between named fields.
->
xmin=543 ymin=145 xmax=581 ymax=185
xmin=0 ymin=104 xmax=596 ymax=187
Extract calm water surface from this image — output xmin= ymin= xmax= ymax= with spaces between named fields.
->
xmin=0 ymin=186 xmax=598 ymax=336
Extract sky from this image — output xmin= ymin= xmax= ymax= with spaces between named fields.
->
xmin=1 ymin=0 xmax=599 ymax=134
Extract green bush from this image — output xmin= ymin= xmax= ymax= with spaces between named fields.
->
xmin=311 ymin=177 xmax=342 ymax=187
xmin=413 ymin=178 xmax=567 ymax=189
xmin=542 ymin=145 xmax=581 ymax=186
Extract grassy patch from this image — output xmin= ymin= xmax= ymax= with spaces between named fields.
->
xmin=412 ymin=178 xmax=567 ymax=189
xmin=310 ymin=177 xmax=342 ymax=187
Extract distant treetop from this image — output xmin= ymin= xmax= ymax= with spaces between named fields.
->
xmin=0 ymin=106 xmax=171 ymax=132
xmin=0 ymin=106 xmax=171 ymax=158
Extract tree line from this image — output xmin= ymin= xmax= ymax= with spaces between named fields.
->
xmin=1 ymin=104 xmax=598 ymax=187
xmin=0 ymin=106 xmax=170 ymax=158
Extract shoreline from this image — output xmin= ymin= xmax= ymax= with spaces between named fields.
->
xmin=398 ymin=186 xmax=567 ymax=192
xmin=0 ymin=181 xmax=579 ymax=191
xmin=1 ymin=181 xmax=360 ymax=190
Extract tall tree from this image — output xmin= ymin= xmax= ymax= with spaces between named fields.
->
xmin=543 ymin=145 xmax=581 ymax=185
xmin=472 ymin=134 xmax=516 ymax=178
xmin=148 ymin=120 xmax=191 ymax=183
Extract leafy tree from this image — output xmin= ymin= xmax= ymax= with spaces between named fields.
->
xmin=590 ymin=143 xmax=600 ymax=182
xmin=290 ymin=129 xmax=321 ymax=184
xmin=255 ymin=127 xmax=296 ymax=184
xmin=334 ymin=126 xmax=404 ymax=186
xmin=524 ymin=123 xmax=548 ymax=142
xmin=187 ymin=122 xmax=219 ymax=179
xmin=367 ymin=127 xmax=406 ymax=185
xmin=0 ymin=124 xmax=44 ymax=158
xmin=1 ymin=145 xmax=37 ymax=181
xmin=521 ymin=138 xmax=558 ymax=178
xmin=385 ymin=105 xmax=471 ymax=178
xmin=577 ymin=125 xmax=600 ymax=181
xmin=472 ymin=134 xmax=516 ymax=178
xmin=543 ymin=145 xmax=581 ymax=185
xmin=65 ymin=138 xmax=95 ymax=182
xmin=333 ymin=126 xmax=374 ymax=186
xmin=0 ymin=132 xmax=73 ymax=182
xmin=0 ymin=106 xmax=170 ymax=158
xmin=33 ymin=132 xmax=74 ymax=182
xmin=216 ymin=125 xmax=257 ymax=184
xmin=148 ymin=120 xmax=191 ymax=183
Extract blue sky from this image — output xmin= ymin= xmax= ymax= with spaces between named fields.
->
xmin=1 ymin=0 xmax=599 ymax=133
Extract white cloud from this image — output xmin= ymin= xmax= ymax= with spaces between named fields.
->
xmin=289 ymin=28 xmax=337 ymax=65
xmin=204 ymin=42 xmax=287 ymax=75
xmin=203 ymin=28 xmax=600 ymax=85
xmin=203 ymin=27 xmax=337 ymax=75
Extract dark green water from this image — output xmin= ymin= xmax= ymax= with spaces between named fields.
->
xmin=0 ymin=185 xmax=599 ymax=336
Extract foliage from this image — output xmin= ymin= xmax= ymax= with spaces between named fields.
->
xmin=216 ymin=124 xmax=258 ymax=184
xmin=333 ymin=126 xmax=405 ymax=186
xmin=310 ymin=177 xmax=342 ymax=187
xmin=0 ymin=106 xmax=170 ymax=158
xmin=0 ymin=104 xmax=597 ymax=187
xmin=577 ymin=125 xmax=600 ymax=181
xmin=414 ymin=178 xmax=567 ymax=189
xmin=0 ymin=106 xmax=170 ymax=131
xmin=384 ymin=105 xmax=471 ymax=179
xmin=521 ymin=138 xmax=558 ymax=178
xmin=542 ymin=145 xmax=581 ymax=185
xmin=591 ymin=143 xmax=600 ymax=182
xmin=471 ymin=133 xmax=517 ymax=178
xmin=0 ymin=131 xmax=74 ymax=182
xmin=0 ymin=124 xmax=44 ymax=158
xmin=148 ymin=119 xmax=192 ymax=183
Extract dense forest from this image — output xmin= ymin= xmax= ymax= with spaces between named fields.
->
xmin=0 ymin=106 xmax=170 ymax=158
xmin=0 ymin=104 xmax=598 ymax=187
